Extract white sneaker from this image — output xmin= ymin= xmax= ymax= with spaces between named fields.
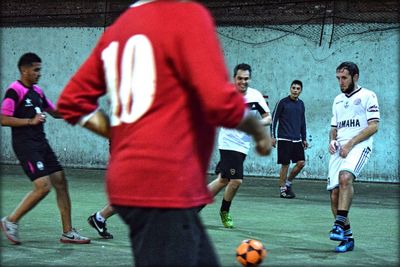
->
xmin=1 ymin=216 xmax=21 ymax=245
xmin=60 ymin=228 xmax=91 ymax=244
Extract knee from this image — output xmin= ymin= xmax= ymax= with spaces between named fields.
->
xmin=229 ymin=179 xmax=242 ymax=189
xmin=297 ymin=161 xmax=306 ymax=169
xmin=35 ymin=182 xmax=52 ymax=196
xmin=339 ymin=171 xmax=353 ymax=188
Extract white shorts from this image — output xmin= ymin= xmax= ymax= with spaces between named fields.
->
xmin=327 ymin=144 xmax=371 ymax=190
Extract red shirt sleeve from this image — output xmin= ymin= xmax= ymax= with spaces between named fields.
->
xmin=57 ymin=43 xmax=106 ymax=125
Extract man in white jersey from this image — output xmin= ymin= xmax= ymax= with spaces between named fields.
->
xmin=327 ymin=61 xmax=380 ymax=252
xmin=206 ymin=63 xmax=272 ymax=228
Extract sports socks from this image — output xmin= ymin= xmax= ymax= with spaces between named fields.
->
xmin=96 ymin=212 xmax=106 ymax=222
xmin=344 ymin=224 xmax=353 ymax=239
xmin=285 ymin=180 xmax=292 ymax=187
xmin=334 ymin=210 xmax=348 ymax=228
xmin=220 ymin=199 xmax=232 ymax=212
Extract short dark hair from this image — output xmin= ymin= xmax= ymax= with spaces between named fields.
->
xmin=233 ymin=63 xmax=252 ymax=78
xmin=336 ymin=61 xmax=359 ymax=77
xmin=18 ymin=53 xmax=41 ymax=71
xmin=291 ymin=79 xmax=303 ymax=89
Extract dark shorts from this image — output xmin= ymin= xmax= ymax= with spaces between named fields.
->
xmin=113 ymin=206 xmax=220 ymax=267
xmin=13 ymin=142 xmax=63 ymax=181
xmin=277 ymin=140 xmax=305 ymax=165
xmin=215 ymin=149 xmax=246 ymax=180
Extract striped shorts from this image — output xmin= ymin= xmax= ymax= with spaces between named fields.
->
xmin=327 ymin=144 xmax=371 ymax=190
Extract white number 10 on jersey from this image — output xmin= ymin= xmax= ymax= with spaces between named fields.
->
xmin=101 ymin=35 xmax=156 ymax=126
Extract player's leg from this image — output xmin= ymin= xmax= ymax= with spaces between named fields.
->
xmin=287 ymin=161 xmax=305 ymax=182
xmin=219 ymin=178 xmax=242 ymax=228
xmin=278 ymin=164 xmax=289 ymax=188
xmin=1 ymin=150 xmax=52 ymax=245
xmin=207 ymin=173 xmax=229 ymax=196
xmin=1 ymin=175 xmax=52 ymax=245
xmin=330 ymin=170 xmax=354 ymax=241
xmin=49 ymin=170 xmax=71 ymax=232
xmin=330 ymin=145 xmax=370 ymax=252
xmin=218 ymin=150 xmax=245 ymax=228
xmin=49 ymin=170 xmax=90 ymax=244
xmin=197 ymin=158 xmax=229 ymax=213
xmin=88 ymin=204 xmax=115 ymax=239
xmin=114 ymin=206 xmax=220 ymax=267
xmin=277 ymin=141 xmax=293 ymax=198
xmin=330 ymin=186 xmax=354 ymax=252
xmin=286 ymin=142 xmax=306 ymax=197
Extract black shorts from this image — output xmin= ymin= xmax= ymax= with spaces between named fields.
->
xmin=215 ymin=149 xmax=246 ymax=180
xmin=113 ymin=206 xmax=220 ymax=267
xmin=277 ymin=140 xmax=305 ymax=165
xmin=13 ymin=142 xmax=63 ymax=181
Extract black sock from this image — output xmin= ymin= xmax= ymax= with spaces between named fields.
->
xmin=344 ymin=224 xmax=353 ymax=239
xmin=220 ymin=199 xmax=232 ymax=212
xmin=335 ymin=210 xmax=348 ymax=227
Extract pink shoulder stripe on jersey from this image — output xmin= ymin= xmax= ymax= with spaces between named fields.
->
xmin=33 ymin=85 xmax=56 ymax=112
xmin=1 ymin=81 xmax=28 ymax=116
xmin=1 ymin=98 xmax=15 ymax=116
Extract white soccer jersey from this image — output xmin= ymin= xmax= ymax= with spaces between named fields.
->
xmin=331 ymin=86 xmax=380 ymax=148
xmin=218 ymin=87 xmax=270 ymax=154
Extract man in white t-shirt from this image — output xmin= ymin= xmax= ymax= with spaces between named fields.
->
xmin=327 ymin=61 xmax=380 ymax=253
xmin=206 ymin=63 xmax=272 ymax=228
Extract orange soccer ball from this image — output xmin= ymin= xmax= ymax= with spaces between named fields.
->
xmin=236 ymin=239 xmax=267 ymax=267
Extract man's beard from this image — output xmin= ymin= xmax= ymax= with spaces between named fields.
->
xmin=344 ymin=79 xmax=355 ymax=94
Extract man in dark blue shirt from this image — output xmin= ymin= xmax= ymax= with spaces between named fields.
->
xmin=271 ymin=80 xmax=308 ymax=198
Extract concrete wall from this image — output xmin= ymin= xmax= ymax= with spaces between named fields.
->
xmin=0 ymin=26 xmax=398 ymax=182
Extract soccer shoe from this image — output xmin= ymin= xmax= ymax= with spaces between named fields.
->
xmin=220 ymin=211 xmax=234 ymax=228
xmin=280 ymin=188 xmax=295 ymax=199
xmin=286 ymin=186 xmax=296 ymax=198
xmin=1 ymin=217 xmax=21 ymax=245
xmin=87 ymin=213 xmax=113 ymax=239
xmin=329 ymin=225 xmax=346 ymax=241
xmin=60 ymin=228 xmax=91 ymax=244
xmin=335 ymin=239 xmax=355 ymax=253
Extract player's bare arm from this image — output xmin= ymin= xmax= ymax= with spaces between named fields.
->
xmin=260 ymin=112 xmax=272 ymax=126
xmin=46 ymin=109 xmax=63 ymax=119
xmin=0 ymin=113 xmax=45 ymax=127
xmin=329 ymin=127 xmax=338 ymax=154
xmin=81 ymin=109 xmax=111 ymax=139
xmin=340 ymin=120 xmax=379 ymax=158
xmin=237 ymin=113 xmax=272 ymax=156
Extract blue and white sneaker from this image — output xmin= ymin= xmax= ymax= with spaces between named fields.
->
xmin=329 ymin=225 xmax=346 ymax=241
xmin=335 ymin=239 xmax=354 ymax=253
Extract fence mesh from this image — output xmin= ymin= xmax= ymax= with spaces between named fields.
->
xmin=1 ymin=0 xmax=399 ymax=46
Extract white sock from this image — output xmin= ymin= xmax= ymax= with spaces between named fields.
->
xmin=285 ymin=180 xmax=292 ymax=187
xmin=96 ymin=212 xmax=106 ymax=222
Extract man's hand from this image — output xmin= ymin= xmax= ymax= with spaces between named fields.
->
xmin=30 ymin=113 xmax=46 ymax=125
xmin=339 ymin=141 xmax=354 ymax=158
xmin=237 ymin=112 xmax=272 ymax=156
xmin=303 ymin=140 xmax=308 ymax=149
xmin=329 ymin=140 xmax=338 ymax=154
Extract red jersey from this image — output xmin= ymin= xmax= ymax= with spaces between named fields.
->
xmin=57 ymin=1 xmax=246 ymax=208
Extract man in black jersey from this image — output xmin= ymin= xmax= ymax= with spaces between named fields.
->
xmin=0 ymin=53 xmax=90 ymax=245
